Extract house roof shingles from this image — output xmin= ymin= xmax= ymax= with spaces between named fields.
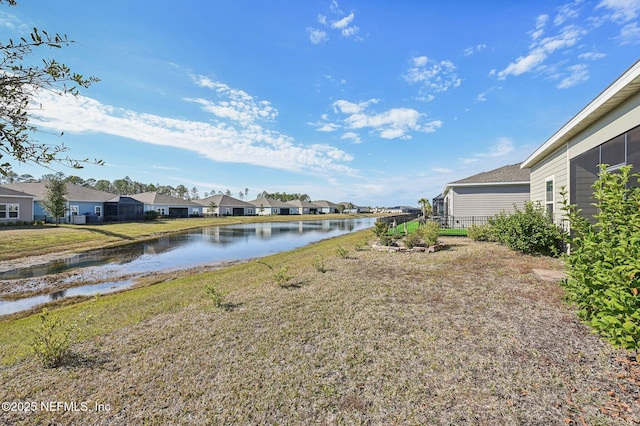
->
xmin=448 ymin=163 xmax=530 ymax=186
xmin=2 ymin=181 xmax=116 ymax=202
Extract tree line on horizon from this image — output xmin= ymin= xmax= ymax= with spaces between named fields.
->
xmin=0 ymin=171 xmax=313 ymax=203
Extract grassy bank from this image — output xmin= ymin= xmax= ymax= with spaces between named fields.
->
xmin=0 ymin=214 xmax=370 ymax=262
xmin=1 ymin=234 xmax=638 ymax=424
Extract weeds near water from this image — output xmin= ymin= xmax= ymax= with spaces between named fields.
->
xmin=204 ymin=282 xmax=226 ymax=309
xmin=313 ymin=254 xmax=327 ymax=273
xmin=336 ymin=244 xmax=349 ymax=259
xmin=30 ymin=297 xmax=98 ymax=368
xmin=258 ymin=261 xmax=295 ymax=287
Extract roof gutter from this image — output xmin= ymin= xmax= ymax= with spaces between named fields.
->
xmin=521 ymin=59 xmax=640 ymax=170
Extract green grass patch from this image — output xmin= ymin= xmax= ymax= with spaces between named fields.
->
xmin=387 ymin=221 xmax=468 ymax=237
xmin=0 ymin=229 xmax=372 ymax=365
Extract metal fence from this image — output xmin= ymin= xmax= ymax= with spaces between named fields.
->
xmin=433 ymin=216 xmax=491 ymax=236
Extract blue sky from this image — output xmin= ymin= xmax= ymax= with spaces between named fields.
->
xmin=1 ymin=0 xmax=639 ymax=206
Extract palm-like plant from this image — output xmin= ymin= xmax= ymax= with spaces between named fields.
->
xmin=418 ymin=198 xmax=432 ymax=220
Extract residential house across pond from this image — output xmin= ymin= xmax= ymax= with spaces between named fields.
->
xmin=0 ymin=186 xmax=34 ymax=224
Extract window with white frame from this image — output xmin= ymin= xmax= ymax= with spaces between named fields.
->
xmin=95 ymin=206 xmax=102 ymax=217
xmin=157 ymin=208 xmax=166 ymax=215
xmin=545 ymin=177 xmax=554 ymax=217
xmin=70 ymin=205 xmax=79 ymax=216
xmin=0 ymin=203 xmax=19 ymax=219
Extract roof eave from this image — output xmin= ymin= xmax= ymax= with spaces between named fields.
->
xmin=522 ymin=59 xmax=640 ymax=169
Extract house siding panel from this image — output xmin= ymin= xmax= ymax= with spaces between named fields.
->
xmin=0 ymin=196 xmax=33 ymax=222
xmin=450 ymin=185 xmax=530 ymax=217
xmin=530 ymin=145 xmax=568 ymax=223
xmin=567 ymin=90 xmax=640 ymax=160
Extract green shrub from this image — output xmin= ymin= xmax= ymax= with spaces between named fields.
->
xmin=204 ymin=282 xmax=226 ymax=308
xmin=489 ymin=202 xmax=565 ymax=257
xmin=562 ymin=165 xmax=640 ymax=354
xmin=30 ymin=308 xmax=77 ymax=368
xmin=418 ymin=221 xmax=440 ymax=246
xmin=144 ymin=210 xmax=159 ymax=221
xmin=372 ymin=219 xmax=389 ymax=238
xmin=467 ymin=224 xmax=495 ymax=242
xmin=336 ymin=244 xmax=349 ymax=259
xmin=312 ymin=254 xmax=327 ymax=273
xmin=259 ymin=261 xmax=295 ymax=287
xmin=403 ymin=231 xmax=422 ymax=249
xmin=379 ymin=235 xmax=394 ymax=246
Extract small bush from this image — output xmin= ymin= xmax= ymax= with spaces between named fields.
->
xmin=403 ymin=231 xmax=422 ymax=249
xmin=418 ymin=221 xmax=440 ymax=246
xmin=144 ymin=210 xmax=159 ymax=221
xmin=204 ymin=282 xmax=226 ymax=308
xmin=259 ymin=262 xmax=295 ymax=287
xmin=467 ymin=224 xmax=495 ymax=242
xmin=30 ymin=308 xmax=77 ymax=368
xmin=336 ymin=244 xmax=349 ymax=259
xmin=379 ymin=235 xmax=395 ymax=246
xmin=489 ymin=202 xmax=565 ymax=257
xmin=312 ymin=254 xmax=327 ymax=273
xmin=372 ymin=220 xmax=389 ymax=238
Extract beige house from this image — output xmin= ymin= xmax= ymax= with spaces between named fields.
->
xmin=521 ymin=60 xmax=640 ymax=224
xmin=442 ymin=163 xmax=530 ymax=219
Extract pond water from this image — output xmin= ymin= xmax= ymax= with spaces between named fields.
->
xmin=0 ymin=217 xmax=376 ymax=315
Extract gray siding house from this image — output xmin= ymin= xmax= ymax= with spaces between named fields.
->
xmin=313 ymin=200 xmax=340 ymax=214
xmin=197 ymin=194 xmax=255 ymax=216
xmin=0 ymin=186 xmax=34 ymax=223
xmin=249 ymin=198 xmax=299 ymax=215
xmin=286 ymin=199 xmax=320 ymax=215
xmin=521 ymin=60 xmax=640 ymax=224
xmin=131 ymin=192 xmax=202 ymax=217
xmin=442 ymin=163 xmax=530 ymax=218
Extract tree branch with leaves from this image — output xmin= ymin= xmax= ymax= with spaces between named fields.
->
xmin=0 ymin=0 xmax=100 ymax=176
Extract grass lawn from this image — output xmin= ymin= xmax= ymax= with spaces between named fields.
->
xmin=1 ymin=234 xmax=638 ymax=425
xmin=388 ymin=220 xmax=468 ymax=237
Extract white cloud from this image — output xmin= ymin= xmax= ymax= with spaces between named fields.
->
xmin=309 ymin=2 xmax=361 ymax=43
xmin=432 ymin=167 xmax=453 ymax=174
xmin=597 ymin=0 xmax=640 ymax=22
xmin=189 ymin=75 xmax=278 ymax=124
xmin=460 ymin=138 xmax=515 ymax=163
xmin=617 ymin=21 xmax=640 ymax=43
xmin=463 ymin=43 xmax=487 ymax=56
xmin=554 ymin=0 xmax=583 ymax=26
xmin=326 ymin=99 xmax=442 ymax=139
xmin=556 ymin=63 xmax=589 ymax=88
xmin=30 ymin=85 xmax=358 ymax=178
xmin=340 ymin=132 xmax=361 ymax=144
xmin=403 ymin=56 xmax=461 ymax=98
xmin=496 ymin=22 xmax=586 ymax=80
xmin=307 ymin=27 xmax=328 ymax=44
xmin=578 ymin=51 xmax=607 ymax=60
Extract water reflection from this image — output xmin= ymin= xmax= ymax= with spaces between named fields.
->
xmin=0 ymin=218 xmax=375 ymax=315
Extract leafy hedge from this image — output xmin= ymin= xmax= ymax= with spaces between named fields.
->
xmin=562 ymin=165 xmax=640 ymax=353
xmin=468 ymin=202 xmax=566 ymax=257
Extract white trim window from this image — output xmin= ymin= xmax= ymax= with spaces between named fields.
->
xmin=0 ymin=203 xmax=19 ymax=219
xmin=70 ymin=205 xmax=79 ymax=216
xmin=95 ymin=206 xmax=102 ymax=217
xmin=545 ymin=177 xmax=554 ymax=217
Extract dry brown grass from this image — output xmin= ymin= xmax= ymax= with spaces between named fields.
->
xmin=0 ymin=236 xmax=638 ymax=425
